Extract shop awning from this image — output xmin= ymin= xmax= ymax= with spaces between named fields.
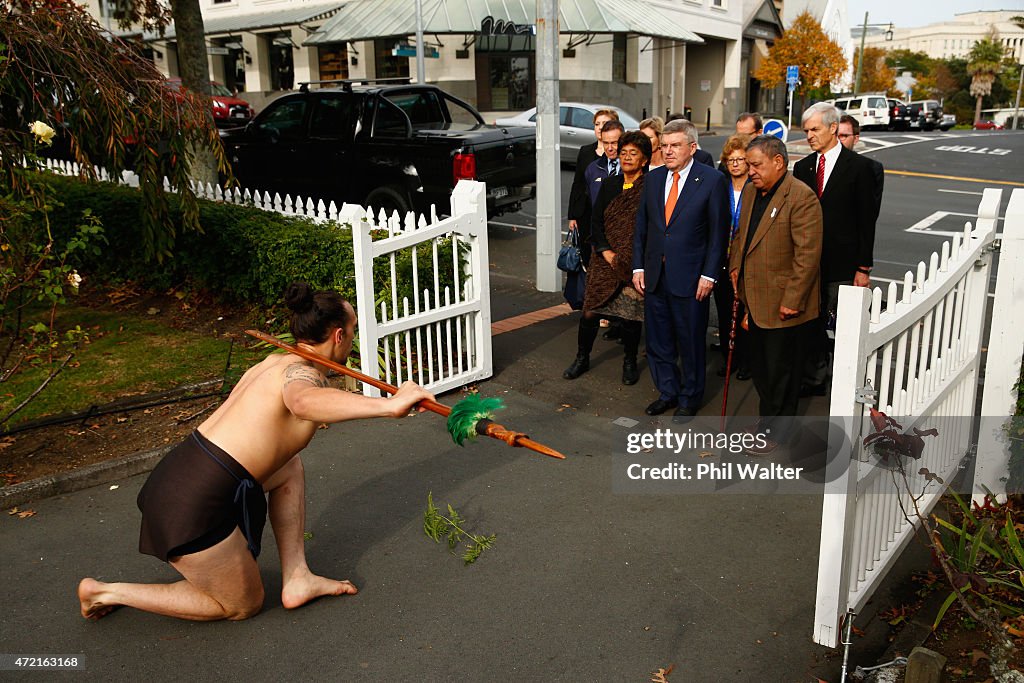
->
xmin=305 ymin=0 xmax=703 ymax=45
xmin=153 ymin=3 xmax=343 ymax=40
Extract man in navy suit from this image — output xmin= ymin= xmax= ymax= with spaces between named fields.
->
xmin=632 ymin=119 xmax=730 ymax=421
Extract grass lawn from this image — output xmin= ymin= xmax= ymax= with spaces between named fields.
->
xmin=1 ymin=302 xmax=267 ymax=429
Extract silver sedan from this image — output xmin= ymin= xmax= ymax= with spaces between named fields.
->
xmin=495 ymin=103 xmax=641 ymax=166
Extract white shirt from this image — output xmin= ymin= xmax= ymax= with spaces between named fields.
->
xmin=634 ymin=160 xmax=714 ymax=284
xmin=663 ymin=159 xmax=694 ymax=199
xmin=818 ymin=140 xmax=842 ymax=191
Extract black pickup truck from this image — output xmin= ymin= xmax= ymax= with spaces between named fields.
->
xmin=220 ymin=81 xmax=536 ymax=217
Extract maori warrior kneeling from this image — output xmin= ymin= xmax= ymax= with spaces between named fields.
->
xmin=78 ymin=283 xmax=434 ymax=621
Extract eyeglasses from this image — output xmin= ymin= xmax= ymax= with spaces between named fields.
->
xmin=726 ymin=158 xmax=747 ymax=165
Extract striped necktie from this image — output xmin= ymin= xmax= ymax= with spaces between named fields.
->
xmin=816 ymin=154 xmax=825 ymax=198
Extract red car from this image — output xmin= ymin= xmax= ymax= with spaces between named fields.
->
xmin=973 ymin=120 xmax=1004 ymax=130
xmin=166 ymin=78 xmax=255 ymax=127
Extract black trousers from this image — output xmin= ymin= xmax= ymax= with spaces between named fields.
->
xmin=746 ymin=317 xmax=815 ymax=440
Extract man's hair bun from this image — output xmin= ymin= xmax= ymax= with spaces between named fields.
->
xmin=284 ymin=282 xmax=315 ymax=314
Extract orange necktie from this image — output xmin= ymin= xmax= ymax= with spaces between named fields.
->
xmin=664 ymin=171 xmax=680 ymax=224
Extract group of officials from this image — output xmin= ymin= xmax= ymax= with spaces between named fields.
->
xmin=565 ymin=103 xmax=882 ymax=456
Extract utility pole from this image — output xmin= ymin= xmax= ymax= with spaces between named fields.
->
xmin=1013 ymin=62 xmax=1023 ymax=131
xmin=534 ymin=0 xmax=561 ymax=292
xmin=415 ymin=0 xmax=426 ymax=83
xmin=854 ymin=12 xmax=868 ymax=95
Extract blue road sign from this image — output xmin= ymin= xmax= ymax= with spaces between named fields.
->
xmin=786 ymin=65 xmax=799 ymax=85
xmin=762 ymin=118 xmax=788 ymax=143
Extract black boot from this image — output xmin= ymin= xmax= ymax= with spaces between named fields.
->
xmin=563 ymin=316 xmax=599 ymax=380
xmin=622 ymin=357 xmax=640 ymax=385
xmin=563 ymin=355 xmax=590 ymax=379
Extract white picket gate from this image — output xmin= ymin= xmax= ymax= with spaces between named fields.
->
xmin=345 ymin=180 xmax=493 ymax=397
xmin=813 ymin=189 xmax=1004 ymax=648
xmin=40 ymin=160 xmax=494 ymax=397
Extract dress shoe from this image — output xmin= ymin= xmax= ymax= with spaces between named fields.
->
xmin=672 ymin=406 xmax=697 ymax=423
xmin=799 ymin=382 xmax=827 ymax=397
xmin=645 ymin=398 xmax=678 ymax=416
xmin=736 ymin=367 xmax=752 ymax=381
xmin=744 ymin=437 xmax=780 ymax=456
xmin=562 ymin=355 xmax=590 ymax=380
xmin=622 ymin=358 xmax=640 ymax=385
xmin=710 ymin=342 xmax=722 ymax=352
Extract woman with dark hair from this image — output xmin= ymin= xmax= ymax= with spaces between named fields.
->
xmin=713 ymin=134 xmax=752 ymax=380
xmin=80 ymin=283 xmax=433 ymax=623
xmin=563 ymin=130 xmax=652 ymax=385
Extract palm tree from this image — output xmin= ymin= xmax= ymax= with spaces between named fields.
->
xmin=967 ymin=35 xmax=1006 ymax=124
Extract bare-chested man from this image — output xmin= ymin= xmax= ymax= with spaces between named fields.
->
xmin=78 ymin=282 xmax=434 ymax=621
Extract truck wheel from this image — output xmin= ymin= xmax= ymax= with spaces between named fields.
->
xmin=366 ymin=186 xmax=412 ymax=217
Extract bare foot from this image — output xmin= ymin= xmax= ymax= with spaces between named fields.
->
xmin=78 ymin=578 xmax=119 ymax=621
xmin=281 ymin=568 xmax=358 ymax=610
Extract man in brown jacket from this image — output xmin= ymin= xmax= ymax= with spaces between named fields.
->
xmin=729 ymin=136 xmax=823 ymax=455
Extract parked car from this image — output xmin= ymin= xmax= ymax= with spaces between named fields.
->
xmin=940 ymin=113 xmax=956 ymax=130
xmin=220 ymin=81 xmax=536 ymax=217
xmin=495 ymin=103 xmax=641 ymax=165
xmin=166 ymin=78 xmax=255 ymax=127
xmin=886 ymin=98 xmax=911 ymax=130
xmin=831 ymin=94 xmax=889 ymax=130
xmin=908 ymin=99 xmax=943 ymax=131
xmin=973 ymin=120 xmax=1004 ymax=130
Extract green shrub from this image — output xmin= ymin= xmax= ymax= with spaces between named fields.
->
xmin=42 ymin=174 xmax=466 ymax=312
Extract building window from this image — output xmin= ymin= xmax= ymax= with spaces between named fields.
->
xmin=373 ymin=39 xmax=411 ymax=80
xmin=318 ymin=46 xmax=348 ymax=83
xmin=612 ymin=34 xmax=627 ymax=83
xmin=269 ymin=33 xmax=295 ymax=90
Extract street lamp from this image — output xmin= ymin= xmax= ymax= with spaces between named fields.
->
xmin=854 ymin=13 xmax=894 ymax=94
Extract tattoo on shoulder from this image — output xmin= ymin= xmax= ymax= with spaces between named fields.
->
xmin=284 ymin=363 xmax=328 ymax=389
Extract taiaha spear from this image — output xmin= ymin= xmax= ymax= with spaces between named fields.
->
xmin=245 ymin=330 xmax=565 ymax=460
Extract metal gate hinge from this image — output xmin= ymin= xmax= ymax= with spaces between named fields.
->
xmin=855 ymin=381 xmax=878 ymax=406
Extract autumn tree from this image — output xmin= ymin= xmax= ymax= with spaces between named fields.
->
xmin=967 ymin=35 xmax=1006 ymax=124
xmin=853 ymin=46 xmax=896 ymax=94
xmin=754 ymin=11 xmax=847 ymax=108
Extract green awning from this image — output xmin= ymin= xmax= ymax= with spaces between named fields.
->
xmin=152 ymin=3 xmax=343 ymax=40
xmin=304 ymin=0 xmax=703 ymax=45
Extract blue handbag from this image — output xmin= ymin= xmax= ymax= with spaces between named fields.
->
xmin=557 ymin=230 xmax=583 ymax=273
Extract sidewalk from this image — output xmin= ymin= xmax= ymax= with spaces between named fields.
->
xmin=0 ymin=239 xmax=846 ymax=681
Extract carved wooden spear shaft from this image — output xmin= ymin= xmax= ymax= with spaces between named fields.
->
xmin=245 ymin=330 xmax=565 ymax=460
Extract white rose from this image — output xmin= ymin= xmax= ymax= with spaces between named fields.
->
xmin=67 ymin=270 xmax=82 ymax=291
xmin=29 ymin=120 xmax=56 ymax=146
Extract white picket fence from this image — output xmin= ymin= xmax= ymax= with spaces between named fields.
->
xmin=40 ymin=159 xmax=494 ymax=397
xmin=344 ymin=181 xmax=493 ymax=397
xmin=812 ymin=188 xmax=1012 ymax=648
xmin=41 ymin=158 xmax=352 ymax=223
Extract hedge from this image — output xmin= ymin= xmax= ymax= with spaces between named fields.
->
xmin=44 ymin=174 xmax=464 ymax=308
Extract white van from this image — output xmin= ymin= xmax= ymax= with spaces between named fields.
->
xmin=830 ymin=95 xmax=889 ymax=130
